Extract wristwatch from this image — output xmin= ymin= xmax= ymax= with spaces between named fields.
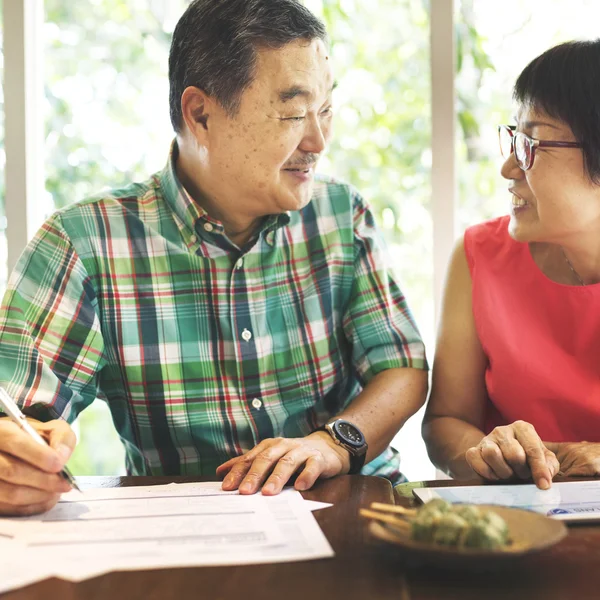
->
xmin=318 ymin=419 xmax=368 ymax=475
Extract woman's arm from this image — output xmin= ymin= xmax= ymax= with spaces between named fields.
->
xmin=422 ymin=237 xmax=490 ymax=478
xmin=423 ymin=237 xmax=558 ymax=488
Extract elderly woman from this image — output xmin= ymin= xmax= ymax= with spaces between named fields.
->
xmin=423 ymin=40 xmax=600 ymax=489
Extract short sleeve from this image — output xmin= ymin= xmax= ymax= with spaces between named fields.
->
xmin=342 ymin=190 xmax=427 ymax=384
xmin=0 ymin=213 xmax=106 ymax=421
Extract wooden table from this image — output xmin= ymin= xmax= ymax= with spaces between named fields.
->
xmin=4 ymin=475 xmax=408 ymax=600
xmin=395 ymin=478 xmax=600 ymax=600
xmin=5 ymin=476 xmax=600 ymax=600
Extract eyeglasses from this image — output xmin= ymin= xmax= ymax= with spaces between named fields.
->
xmin=498 ymin=124 xmax=582 ymax=171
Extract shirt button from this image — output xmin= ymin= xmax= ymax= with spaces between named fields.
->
xmin=252 ymin=398 xmax=262 ymax=409
xmin=189 ymin=235 xmax=197 ymax=244
xmin=266 ymin=232 xmax=275 ymax=245
xmin=236 ymin=258 xmax=244 ymax=269
xmin=203 ymin=222 xmax=214 ymax=233
xmin=241 ymin=328 xmax=252 ymax=342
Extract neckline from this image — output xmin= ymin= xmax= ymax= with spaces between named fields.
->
xmin=524 ymin=241 xmax=600 ymax=290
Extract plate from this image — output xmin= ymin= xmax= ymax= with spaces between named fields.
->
xmin=368 ymin=504 xmax=568 ymax=569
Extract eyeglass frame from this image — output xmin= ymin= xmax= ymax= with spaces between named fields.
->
xmin=498 ymin=124 xmax=582 ymax=171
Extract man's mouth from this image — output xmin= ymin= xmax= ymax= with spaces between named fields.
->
xmin=284 ymin=167 xmax=312 ymax=173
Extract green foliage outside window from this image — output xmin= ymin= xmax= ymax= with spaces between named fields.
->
xmin=40 ymin=0 xmax=498 ymax=476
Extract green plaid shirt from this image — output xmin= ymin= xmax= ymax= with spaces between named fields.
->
xmin=0 ymin=146 xmax=426 ymax=483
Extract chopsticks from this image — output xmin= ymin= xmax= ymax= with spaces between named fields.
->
xmin=370 ymin=503 xmax=417 ymax=517
xmin=359 ymin=502 xmax=417 ymax=530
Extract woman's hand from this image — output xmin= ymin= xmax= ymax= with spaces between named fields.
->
xmin=465 ymin=420 xmax=559 ymax=489
xmin=554 ymin=442 xmax=600 ymax=477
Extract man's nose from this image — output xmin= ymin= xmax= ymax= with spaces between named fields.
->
xmin=300 ymin=115 xmax=328 ymax=155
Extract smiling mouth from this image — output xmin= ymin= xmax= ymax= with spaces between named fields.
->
xmin=511 ymin=194 xmax=528 ymax=207
xmin=284 ymin=168 xmax=311 ymax=173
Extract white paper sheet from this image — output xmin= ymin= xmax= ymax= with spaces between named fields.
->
xmin=0 ymin=482 xmax=334 ymax=594
xmin=413 ymin=480 xmax=600 ymax=521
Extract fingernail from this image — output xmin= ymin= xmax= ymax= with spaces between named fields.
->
xmin=56 ymin=444 xmax=72 ymax=464
xmin=263 ymin=483 xmax=275 ymax=494
xmin=295 ymin=480 xmax=308 ymax=491
xmin=222 ymin=475 xmax=234 ymax=488
xmin=239 ymin=482 xmax=252 ymax=493
xmin=539 ymin=478 xmax=550 ymax=490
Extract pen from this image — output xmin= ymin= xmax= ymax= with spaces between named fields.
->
xmin=0 ymin=387 xmax=81 ymax=492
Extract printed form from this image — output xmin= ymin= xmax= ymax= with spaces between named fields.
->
xmin=0 ymin=482 xmax=333 ymax=594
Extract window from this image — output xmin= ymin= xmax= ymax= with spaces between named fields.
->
xmin=0 ymin=2 xmax=6 ymax=291
xmin=457 ymin=0 xmax=600 ymax=231
xmin=43 ymin=0 xmax=191 ymax=474
xmin=2 ymin=0 xmax=599 ymax=480
xmin=316 ymin=0 xmax=435 ymax=480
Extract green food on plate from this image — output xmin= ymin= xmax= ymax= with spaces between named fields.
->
xmin=410 ymin=500 xmax=510 ymax=550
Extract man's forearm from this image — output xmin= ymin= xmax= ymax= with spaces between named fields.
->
xmin=422 ymin=415 xmax=486 ymax=479
xmin=333 ymin=368 xmax=428 ymax=462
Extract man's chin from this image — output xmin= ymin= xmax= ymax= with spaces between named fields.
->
xmin=277 ymin=188 xmax=313 ymax=213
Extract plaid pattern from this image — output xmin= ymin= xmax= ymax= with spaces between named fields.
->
xmin=0 ymin=145 xmax=426 ymax=483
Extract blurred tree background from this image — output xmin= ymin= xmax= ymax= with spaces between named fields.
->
xmin=1 ymin=0 xmax=599 ymax=477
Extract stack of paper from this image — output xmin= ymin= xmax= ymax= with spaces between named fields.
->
xmin=0 ymin=482 xmax=334 ymax=594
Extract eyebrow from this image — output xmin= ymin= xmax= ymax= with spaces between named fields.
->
xmin=278 ymin=81 xmax=338 ymax=103
xmin=515 ymin=119 xmax=561 ymax=131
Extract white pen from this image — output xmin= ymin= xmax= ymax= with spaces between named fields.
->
xmin=0 ymin=387 xmax=81 ymax=492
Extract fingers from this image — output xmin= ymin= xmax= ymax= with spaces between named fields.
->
xmin=0 ymin=419 xmax=69 ymax=474
xmin=466 ymin=425 xmax=519 ymax=482
xmin=512 ymin=421 xmax=552 ymax=489
xmin=218 ymin=439 xmax=285 ymax=492
xmin=466 ymin=422 xmax=554 ymax=490
xmin=0 ymin=419 xmax=75 ymax=516
xmin=40 ymin=419 xmax=77 ymax=463
xmin=0 ymin=480 xmax=61 ymax=516
xmin=493 ymin=435 xmax=529 ymax=479
xmin=0 ymin=454 xmax=72 ymax=494
xmin=237 ymin=441 xmax=295 ymax=494
xmin=262 ymin=448 xmax=326 ymax=495
xmin=294 ymin=454 xmax=327 ymax=492
xmin=544 ymin=448 xmax=560 ymax=479
xmin=465 ymin=444 xmax=501 ymax=481
xmin=218 ymin=435 xmax=346 ymax=496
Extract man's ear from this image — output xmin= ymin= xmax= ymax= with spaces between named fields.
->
xmin=181 ymin=86 xmax=211 ymax=141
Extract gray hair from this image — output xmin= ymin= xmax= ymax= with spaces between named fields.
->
xmin=168 ymin=0 xmax=328 ymax=131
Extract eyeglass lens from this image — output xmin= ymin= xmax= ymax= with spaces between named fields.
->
xmin=514 ymin=134 xmax=532 ymax=169
xmin=499 ymin=127 xmax=531 ymax=170
xmin=499 ymin=127 xmax=513 ymax=159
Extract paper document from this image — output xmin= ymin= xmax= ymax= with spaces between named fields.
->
xmin=0 ymin=481 xmax=334 ymax=595
xmin=413 ymin=480 xmax=600 ymax=521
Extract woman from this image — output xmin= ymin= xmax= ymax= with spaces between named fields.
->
xmin=423 ymin=40 xmax=600 ymax=489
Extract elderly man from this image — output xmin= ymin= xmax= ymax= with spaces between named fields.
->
xmin=0 ymin=0 xmax=427 ymax=515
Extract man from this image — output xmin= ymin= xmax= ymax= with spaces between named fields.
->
xmin=0 ymin=0 xmax=427 ymax=516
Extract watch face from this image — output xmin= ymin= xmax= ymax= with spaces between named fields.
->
xmin=333 ymin=420 xmax=365 ymax=448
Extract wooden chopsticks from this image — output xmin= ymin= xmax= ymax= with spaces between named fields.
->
xmin=359 ymin=502 xmax=417 ymax=530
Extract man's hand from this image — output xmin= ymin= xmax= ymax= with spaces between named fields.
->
xmin=554 ymin=442 xmax=600 ymax=477
xmin=464 ymin=420 xmax=559 ymax=490
xmin=0 ymin=417 xmax=76 ymax=516
xmin=216 ymin=431 xmax=351 ymax=495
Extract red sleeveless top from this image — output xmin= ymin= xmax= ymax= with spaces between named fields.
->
xmin=464 ymin=216 xmax=600 ymax=442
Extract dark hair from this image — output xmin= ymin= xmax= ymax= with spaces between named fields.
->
xmin=514 ymin=40 xmax=600 ymax=183
xmin=168 ymin=0 xmax=328 ymax=132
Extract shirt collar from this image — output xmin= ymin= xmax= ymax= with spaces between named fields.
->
xmin=159 ymin=141 xmax=216 ymax=237
xmin=159 ymin=140 xmax=291 ymax=247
